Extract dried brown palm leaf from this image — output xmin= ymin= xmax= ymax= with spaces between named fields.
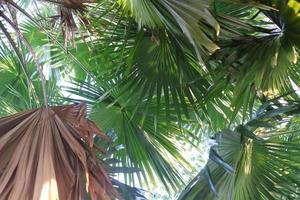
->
xmin=46 ymin=0 xmax=93 ymax=47
xmin=62 ymin=0 xmax=93 ymax=9
xmin=0 ymin=103 xmax=121 ymax=200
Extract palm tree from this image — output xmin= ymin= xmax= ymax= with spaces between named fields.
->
xmin=0 ymin=0 xmax=299 ymax=199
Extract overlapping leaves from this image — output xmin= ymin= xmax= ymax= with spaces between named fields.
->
xmin=0 ymin=0 xmax=300 ymax=199
xmin=65 ymin=79 xmax=192 ymax=193
xmin=178 ymin=99 xmax=300 ymax=200
xmin=118 ymin=0 xmax=219 ymax=59
xmin=211 ymin=0 xmax=300 ymax=96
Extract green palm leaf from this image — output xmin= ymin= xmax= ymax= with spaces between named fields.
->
xmin=213 ymin=0 xmax=299 ymax=93
xmin=118 ymin=0 xmax=219 ymax=61
xmin=65 ymin=79 xmax=193 ymax=193
xmin=178 ymin=99 xmax=300 ymax=200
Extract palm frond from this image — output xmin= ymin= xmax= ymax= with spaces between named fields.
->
xmin=64 ymin=79 xmax=193 ymax=193
xmin=213 ymin=0 xmax=299 ymax=92
xmin=118 ymin=0 xmax=219 ymax=61
xmin=0 ymin=103 xmax=120 ymax=200
xmin=178 ymin=99 xmax=300 ymax=200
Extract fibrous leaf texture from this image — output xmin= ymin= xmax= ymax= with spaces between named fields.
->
xmin=0 ymin=103 xmax=120 ymax=200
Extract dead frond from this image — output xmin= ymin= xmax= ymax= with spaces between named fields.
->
xmin=47 ymin=0 xmax=93 ymax=47
xmin=0 ymin=103 xmax=120 ymax=200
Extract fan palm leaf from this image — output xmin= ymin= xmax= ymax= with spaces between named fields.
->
xmin=212 ymin=0 xmax=300 ymax=94
xmin=118 ymin=0 xmax=220 ymax=59
xmin=65 ymin=79 xmax=192 ymax=193
xmin=0 ymin=103 xmax=120 ymax=200
xmin=178 ymin=99 xmax=300 ymax=200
